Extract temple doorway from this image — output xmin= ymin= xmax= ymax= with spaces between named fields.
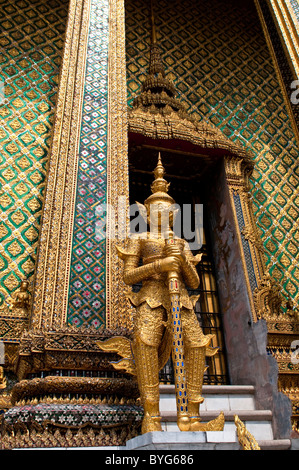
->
xmin=128 ymin=144 xmax=229 ymax=385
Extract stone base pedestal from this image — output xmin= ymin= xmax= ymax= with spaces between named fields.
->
xmin=126 ymin=431 xmax=240 ymax=451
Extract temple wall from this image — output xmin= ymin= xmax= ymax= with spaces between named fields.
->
xmin=0 ymin=0 xmax=297 ymax=337
xmin=0 ymin=0 xmax=297 ymax=439
xmin=125 ymin=0 xmax=299 ymax=309
xmin=0 ymin=0 xmax=69 ymax=311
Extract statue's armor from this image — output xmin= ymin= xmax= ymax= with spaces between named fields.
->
xmin=125 ymin=236 xmax=195 ymax=309
xmin=121 ymin=235 xmax=207 ymax=349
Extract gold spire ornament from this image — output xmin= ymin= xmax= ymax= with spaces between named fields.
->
xmin=128 ymin=1 xmax=253 ymax=161
xmin=132 ymin=0 xmax=189 ymax=119
xmin=97 ymin=155 xmax=224 ymax=433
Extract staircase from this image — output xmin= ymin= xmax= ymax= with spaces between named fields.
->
xmin=18 ymin=384 xmax=292 ymax=450
xmin=159 ymin=384 xmax=291 ymax=450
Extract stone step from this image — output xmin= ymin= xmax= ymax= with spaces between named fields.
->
xmin=160 ymin=384 xmax=256 ymax=394
xmin=161 ymin=411 xmax=274 ymax=440
xmin=124 ymin=431 xmax=292 ymax=451
xmin=159 ymin=384 xmax=276 ymax=443
xmin=160 ymin=384 xmax=256 ymax=413
xmin=156 ymin=385 xmax=292 ymax=450
xmin=258 ymin=440 xmax=291 ymax=451
xmin=161 ymin=409 xmax=273 ymax=422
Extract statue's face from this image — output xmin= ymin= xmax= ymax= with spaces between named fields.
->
xmin=147 ymin=202 xmax=174 ymax=231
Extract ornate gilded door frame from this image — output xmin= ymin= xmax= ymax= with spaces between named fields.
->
xmin=223 ymin=157 xmax=267 ymax=322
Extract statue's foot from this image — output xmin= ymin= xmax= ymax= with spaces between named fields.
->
xmin=189 ymin=411 xmax=225 ymax=431
xmin=141 ymin=415 xmax=162 ymax=434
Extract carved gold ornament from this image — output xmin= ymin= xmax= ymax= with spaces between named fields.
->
xmin=234 ymin=415 xmax=261 ymax=450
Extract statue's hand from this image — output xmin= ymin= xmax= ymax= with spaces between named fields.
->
xmin=160 ymin=256 xmax=181 ymax=272
xmin=165 ymin=245 xmax=186 ymax=264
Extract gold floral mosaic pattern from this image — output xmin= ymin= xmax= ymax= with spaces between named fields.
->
xmin=0 ymin=0 xmax=69 ymax=306
xmin=125 ymin=0 xmax=299 ymax=306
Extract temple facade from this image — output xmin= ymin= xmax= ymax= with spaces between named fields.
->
xmin=0 ymin=0 xmax=298 ymax=449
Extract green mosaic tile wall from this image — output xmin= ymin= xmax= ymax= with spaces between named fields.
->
xmin=0 ymin=0 xmax=69 ymax=307
xmin=125 ymin=0 xmax=299 ymax=306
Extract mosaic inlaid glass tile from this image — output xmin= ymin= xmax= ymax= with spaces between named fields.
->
xmin=0 ymin=0 xmax=69 ymax=308
xmin=125 ymin=0 xmax=299 ymax=306
xmin=4 ymin=403 xmax=143 ymax=428
xmin=67 ymin=0 xmax=109 ymax=328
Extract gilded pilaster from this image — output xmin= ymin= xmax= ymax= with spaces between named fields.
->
xmin=255 ymin=0 xmax=299 ymax=142
xmin=267 ymin=0 xmax=299 ymax=79
xmin=30 ymin=0 xmax=91 ymax=330
xmin=106 ymin=0 xmax=132 ymax=329
xmin=224 ymin=156 xmax=266 ymax=322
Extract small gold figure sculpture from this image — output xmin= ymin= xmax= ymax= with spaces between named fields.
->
xmin=10 ymin=279 xmax=30 ymax=314
xmin=98 ymin=155 xmax=224 ymax=434
xmin=286 ymin=297 xmax=299 ymax=321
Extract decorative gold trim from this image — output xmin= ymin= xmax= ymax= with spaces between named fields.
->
xmin=234 ymin=415 xmax=261 ymax=450
xmin=106 ymin=0 xmax=132 ymax=329
xmin=11 ymin=376 xmax=139 ymax=406
xmin=0 ymin=393 xmax=11 ymax=413
xmin=15 ymin=324 xmax=133 ymax=380
xmin=286 ymin=0 xmax=299 ymax=34
xmin=224 ymin=157 xmax=267 ymax=322
xmin=255 ymin=0 xmax=299 ymax=144
xmin=268 ymin=0 xmax=299 ymax=79
xmin=0 ymin=422 xmax=140 ymax=449
xmin=254 ymin=273 xmax=283 ymax=319
xmin=30 ymin=0 xmax=91 ymax=330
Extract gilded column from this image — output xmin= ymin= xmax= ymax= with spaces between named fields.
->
xmin=30 ymin=0 xmax=91 ymax=330
xmin=268 ymin=0 xmax=299 ymax=78
xmin=106 ymin=0 xmax=132 ymax=329
xmin=30 ymin=0 xmax=129 ymax=331
xmin=224 ymin=156 xmax=266 ymax=322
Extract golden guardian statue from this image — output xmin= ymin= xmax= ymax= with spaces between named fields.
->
xmin=98 ymin=155 xmax=224 ymax=434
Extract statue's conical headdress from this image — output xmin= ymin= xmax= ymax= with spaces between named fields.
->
xmin=144 ymin=153 xmax=175 ymax=209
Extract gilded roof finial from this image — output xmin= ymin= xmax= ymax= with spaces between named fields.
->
xmin=149 ymin=0 xmax=165 ymax=77
xmin=132 ymin=0 xmax=189 ymax=119
xmin=153 ymin=152 xmax=165 ymax=180
xmin=150 ymin=0 xmax=157 ymax=44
